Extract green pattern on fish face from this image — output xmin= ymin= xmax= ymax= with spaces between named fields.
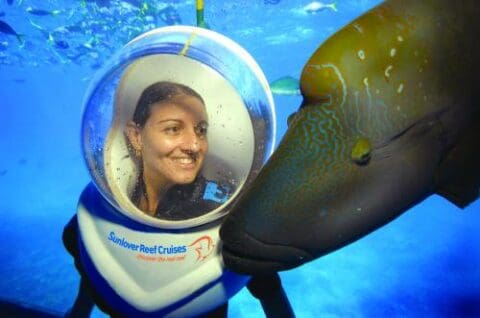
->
xmin=238 ymin=100 xmax=357 ymax=236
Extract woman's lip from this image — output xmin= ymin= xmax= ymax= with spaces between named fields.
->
xmin=172 ymin=157 xmax=197 ymax=169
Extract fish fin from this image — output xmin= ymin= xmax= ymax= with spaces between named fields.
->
xmin=28 ymin=18 xmax=43 ymax=30
xmin=66 ymin=8 xmax=75 ymax=19
xmin=434 ymin=115 xmax=480 ymax=208
xmin=47 ymin=32 xmax=54 ymax=45
xmin=16 ymin=34 xmax=25 ymax=47
xmin=270 ymin=76 xmax=301 ymax=96
xmin=330 ymin=3 xmax=338 ymax=12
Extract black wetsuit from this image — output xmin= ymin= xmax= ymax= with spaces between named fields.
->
xmin=154 ymin=175 xmax=226 ymax=220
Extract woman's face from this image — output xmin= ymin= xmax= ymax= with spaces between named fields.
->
xmin=128 ymin=94 xmax=209 ymax=188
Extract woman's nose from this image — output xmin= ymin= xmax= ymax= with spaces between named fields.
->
xmin=181 ymin=130 xmax=202 ymax=152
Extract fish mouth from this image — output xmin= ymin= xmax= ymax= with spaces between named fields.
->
xmin=222 ymin=246 xmax=311 ymax=275
xmin=220 ymin=223 xmax=313 ymax=275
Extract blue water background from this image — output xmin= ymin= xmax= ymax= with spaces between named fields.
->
xmin=1 ymin=0 xmax=479 ymax=317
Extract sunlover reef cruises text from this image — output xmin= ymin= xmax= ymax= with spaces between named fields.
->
xmin=107 ymin=231 xmax=187 ymax=255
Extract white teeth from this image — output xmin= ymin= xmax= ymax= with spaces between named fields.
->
xmin=176 ymin=158 xmax=194 ymax=164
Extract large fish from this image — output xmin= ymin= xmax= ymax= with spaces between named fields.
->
xmin=220 ymin=0 xmax=480 ymax=274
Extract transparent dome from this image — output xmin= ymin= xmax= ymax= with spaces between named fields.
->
xmin=81 ymin=26 xmax=276 ymax=229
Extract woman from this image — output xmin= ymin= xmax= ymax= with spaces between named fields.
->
xmin=123 ymin=81 xmax=293 ymax=316
xmin=64 ymin=82 xmax=229 ymax=317
xmin=125 ymin=81 xmax=226 ymax=220
xmin=63 ymin=81 xmax=292 ymax=317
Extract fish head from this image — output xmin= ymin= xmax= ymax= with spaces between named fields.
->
xmin=220 ymin=95 xmax=442 ymax=274
xmin=220 ymin=0 xmax=479 ymax=275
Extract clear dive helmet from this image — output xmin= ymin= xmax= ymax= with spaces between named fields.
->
xmin=81 ymin=26 xmax=276 ymax=228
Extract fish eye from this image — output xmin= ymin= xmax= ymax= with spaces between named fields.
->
xmin=351 ymin=137 xmax=372 ymax=165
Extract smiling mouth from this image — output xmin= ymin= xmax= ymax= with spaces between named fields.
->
xmin=172 ymin=157 xmax=198 ymax=168
xmin=176 ymin=157 xmax=195 ymax=164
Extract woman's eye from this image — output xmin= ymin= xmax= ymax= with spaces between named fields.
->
xmin=195 ymin=123 xmax=208 ymax=136
xmin=164 ymin=126 xmax=181 ymax=134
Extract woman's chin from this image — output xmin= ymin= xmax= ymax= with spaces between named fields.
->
xmin=173 ymin=172 xmax=199 ymax=185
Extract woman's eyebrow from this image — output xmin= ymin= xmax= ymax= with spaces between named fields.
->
xmin=152 ymin=119 xmax=183 ymax=125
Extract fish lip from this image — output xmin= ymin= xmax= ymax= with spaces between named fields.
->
xmin=220 ymin=229 xmax=314 ymax=275
xmin=222 ymin=245 xmax=295 ymax=275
